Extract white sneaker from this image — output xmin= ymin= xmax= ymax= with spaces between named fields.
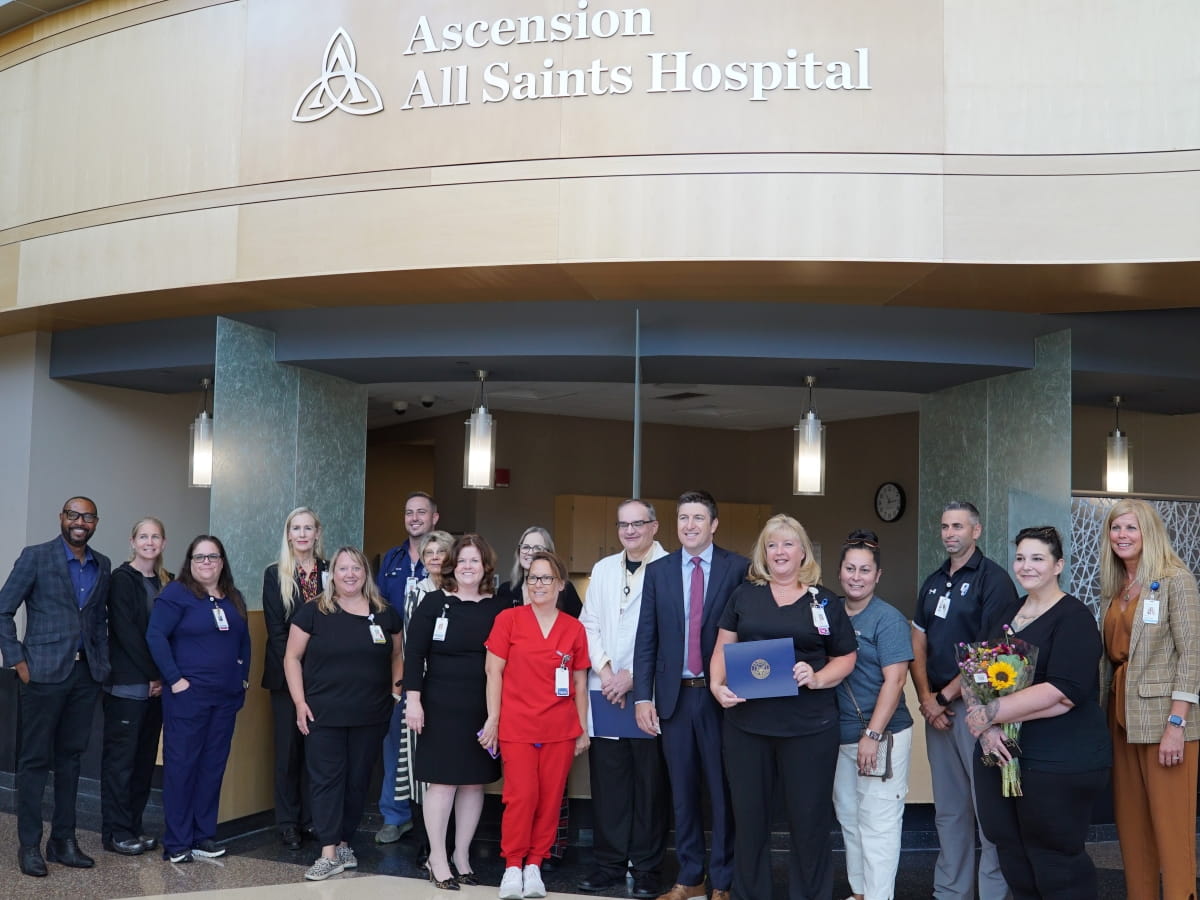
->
xmin=522 ymin=863 xmax=546 ymax=898
xmin=336 ymin=844 xmax=357 ymax=869
xmin=499 ymin=865 xmax=524 ymax=899
xmin=304 ymin=856 xmax=344 ymax=881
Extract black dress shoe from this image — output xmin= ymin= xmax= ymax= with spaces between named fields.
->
xmin=19 ymin=845 xmax=48 ymax=877
xmin=631 ymin=871 xmax=660 ymax=898
xmin=46 ymin=837 xmax=95 ymax=868
xmin=541 ymin=855 xmax=560 ymax=873
xmin=280 ymin=826 xmax=303 ymax=850
xmin=103 ymin=837 xmax=146 ymax=856
xmin=139 ymin=835 xmax=158 ymax=851
xmin=578 ymin=869 xmax=625 ymax=893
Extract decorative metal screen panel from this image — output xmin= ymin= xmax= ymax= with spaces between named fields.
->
xmin=1070 ymin=496 xmax=1200 ymax=616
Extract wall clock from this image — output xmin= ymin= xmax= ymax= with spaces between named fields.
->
xmin=874 ymin=482 xmax=906 ymax=522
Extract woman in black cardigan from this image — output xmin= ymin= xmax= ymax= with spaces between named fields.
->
xmin=101 ymin=516 xmax=172 ymax=856
xmin=262 ymin=507 xmax=328 ymax=849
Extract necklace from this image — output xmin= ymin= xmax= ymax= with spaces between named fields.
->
xmin=1119 ymin=578 xmax=1140 ymax=608
xmin=1012 ymin=593 xmax=1063 ymax=631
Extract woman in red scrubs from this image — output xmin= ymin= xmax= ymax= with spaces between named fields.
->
xmin=483 ymin=552 xmax=590 ymax=900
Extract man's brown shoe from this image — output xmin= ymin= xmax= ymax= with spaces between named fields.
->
xmin=711 ymin=891 xmax=731 ymax=900
xmin=656 ymin=884 xmax=706 ymax=900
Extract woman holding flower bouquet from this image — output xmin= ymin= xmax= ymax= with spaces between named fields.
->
xmin=1099 ymin=499 xmax=1200 ymax=900
xmin=963 ymin=526 xmax=1110 ymax=900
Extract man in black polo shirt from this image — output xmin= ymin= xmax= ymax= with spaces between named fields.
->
xmin=911 ymin=501 xmax=1016 ymax=900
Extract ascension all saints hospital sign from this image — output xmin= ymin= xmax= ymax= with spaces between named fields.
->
xmin=291 ymin=1 xmax=872 ymax=122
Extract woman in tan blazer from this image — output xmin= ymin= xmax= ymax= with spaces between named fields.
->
xmin=1098 ymin=498 xmax=1200 ymax=900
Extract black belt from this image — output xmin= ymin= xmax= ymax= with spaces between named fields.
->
xmin=681 ymin=677 xmax=707 ymax=688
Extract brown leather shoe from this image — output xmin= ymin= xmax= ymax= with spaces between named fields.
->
xmin=656 ymin=884 xmax=706 ymax=900
xmin=710 ymin=891 xmax=731 ymax=900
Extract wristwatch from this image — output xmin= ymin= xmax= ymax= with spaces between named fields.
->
xmin=1168 ymin=714 xmax=1187 ymax=729
xmin=864 ymin=728 xmax=886 ymax=742
xmin=935 ymin=691 xmax=950 ymax=707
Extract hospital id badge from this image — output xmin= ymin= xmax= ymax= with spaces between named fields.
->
xmin=1143 ymin=598 xmax=1160 ymax=625
xmin=555 ymin=666 xmax=570 ymax=697
xmin=406 ymin=576 xmax=419 ymax=602
xmin=934 ymin=594 xmax=951 ymax=619
xmin=433 ymin=616 xmax=449 ymax=641
xmin=369 ymin=624 xmax=386 ymax=644
xmin=212 ymin=607 xmax=229 ymax=631
xmin=811 ymin=605 xmax=830 ymax=635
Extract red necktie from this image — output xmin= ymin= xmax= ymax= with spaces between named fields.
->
xmin=687 ymin=557 xmax=704 ymax=675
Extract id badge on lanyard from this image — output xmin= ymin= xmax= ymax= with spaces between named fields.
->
xmin=555 ymin=651 xmax=572 ymax=697
xmin=433 ymin=604 xmax=450 ymax=641
xmin=811 ymin=599 xmax=830 ymax=636
xmin=211 ymin=599 xmax=229 ymax=632
xmin=1143 ymin=581 xmax=1162 ymax=625
xmin=368 ymin=612 xmax=386 ymax=644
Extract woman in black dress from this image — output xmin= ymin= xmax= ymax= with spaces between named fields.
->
xmin=262 ymin=506 xmax=327 ymax=849
xmin=405 ymin=534 xmax=506 ymax=889
xmin=965 ymin=526 xmax=1111 ymax=899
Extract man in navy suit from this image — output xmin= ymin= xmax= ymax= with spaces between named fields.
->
xmin=633 ymin=490 xmax=748 ymax=900
xmin=0 ymin=497 xmax=112 ymax=877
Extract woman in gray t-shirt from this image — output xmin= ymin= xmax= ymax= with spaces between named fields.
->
xmin=832 ymin=529 xmax=914 ymax=900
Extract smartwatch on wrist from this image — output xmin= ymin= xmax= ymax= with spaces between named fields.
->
xmin=935 ymin=691 xmax=950 ymax=707
xmin=864 ymin=728 xmax=885 ymax=742
xmin=1168 ymin=714 xmax=1187 ymax=729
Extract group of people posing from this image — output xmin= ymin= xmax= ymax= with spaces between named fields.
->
xmin=0 ymin=491 xmax=1196 ymax=900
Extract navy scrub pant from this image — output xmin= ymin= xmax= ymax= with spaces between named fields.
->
xmin=160 ymin=688 xmax=241 ymax=855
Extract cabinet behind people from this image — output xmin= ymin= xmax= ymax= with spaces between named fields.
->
xmin=965 ymin=526 xmax=1111 ymax=900
xmin=485 ymin=551 xmax=591 ymax=900
xmin=284 ymin=547 xmax=403 ymax=882
xmin=146 ymin=535 xmax=250 ymax=864
xmin=405 ymin=534 xmax=505 ymax=890
xmin=262 ymin=506 xmax=328 ymax=851
xmin=710 ymin=514 xmax=857 ymax=900
xmin=102 ymin=517 xmax=172 ymax=857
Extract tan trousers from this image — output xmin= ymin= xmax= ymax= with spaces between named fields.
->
xmin=1111 ymin=726 xmax=1198 ymax=900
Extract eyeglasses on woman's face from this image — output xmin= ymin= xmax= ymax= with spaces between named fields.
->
xmin=519 ymin=543 xmax=548 ymax=554
xmin=525 ymin=574 xmax=557 ymax=586
xmin=191 ymin=553 xmax=223 ymax=564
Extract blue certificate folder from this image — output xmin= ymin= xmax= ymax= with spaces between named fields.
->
xmin=724 ymin=638 xmax=799 ymax=700
xmin=590 ymin=691 xmax=653 ymax=738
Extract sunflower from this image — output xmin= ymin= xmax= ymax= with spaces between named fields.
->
xmin=987 ymin=661 xmax=1018 ymax=691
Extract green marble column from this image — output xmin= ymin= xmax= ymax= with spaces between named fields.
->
xmin=210 ymin=317 xmax=366 ymax=609
xmin=918 ymin=330 xmax=1073 ymax=595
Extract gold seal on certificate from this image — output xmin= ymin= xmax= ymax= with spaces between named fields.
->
xmin=751 ymin=659 xmax=771 ymax=680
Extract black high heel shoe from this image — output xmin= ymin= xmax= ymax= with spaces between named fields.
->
xmin=453 ymin=862 xmax=480 ymax=886
xmin=428 ymin=865 xmax=461 ymax=891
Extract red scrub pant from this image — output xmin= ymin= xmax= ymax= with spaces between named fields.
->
xmin=499 ymin=739 xmax=575 ymax=868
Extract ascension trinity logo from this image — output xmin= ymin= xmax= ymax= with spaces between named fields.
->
xmin=750 ymin=659 xmax=771 ymax=680
xmin=292 ymin=28 xmax=383 ymax=123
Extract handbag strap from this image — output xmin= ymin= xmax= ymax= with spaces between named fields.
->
xmin=841 ymin=682 xmax=870 ymax=729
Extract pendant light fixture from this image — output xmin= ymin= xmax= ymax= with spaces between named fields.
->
xmin=463 ymin=369 xmax=497 ymax=490
xmin=1105 ymin=394 xmax=1131 ymax=493
xmin=793 ymin=375 xmax=825 ymax=496
xmin=189 ymin=377 xmax=213 ymax=488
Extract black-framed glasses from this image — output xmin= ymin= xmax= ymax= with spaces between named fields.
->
xmin=191 ymin=553 xmax=223 ymax=563
xmin=616 ymin=519 xmax=655 ymax=530
xmin=519 ymin=543 xmax=548 ymax=554
xmin=525 ymin=574 xmax=557 ymax=586
xmin=62 ymin=510 xmax=98 ymax=524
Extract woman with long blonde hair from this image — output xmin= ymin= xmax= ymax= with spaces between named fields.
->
xmin=1099 ymin=498 xmax=1200 ymax=900
xmin=262 ymin=507 xmax=327 ymax=850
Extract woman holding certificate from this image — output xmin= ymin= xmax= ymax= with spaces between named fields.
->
xmin=710 ymin=514 xmax=857 ymax=900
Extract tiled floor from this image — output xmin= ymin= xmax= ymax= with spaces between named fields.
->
xmin=0 ymin=786 xmax=1193 ymax=899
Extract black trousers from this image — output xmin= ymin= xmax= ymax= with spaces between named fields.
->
xmin=974 ymin=760 xmax=1109 ymax=900
xmin=101 ymin=693 xmax=163 ymax=842
xmin=306 ymin=720 xmax=389 ymax=846
xmin=16 ymin=660 xmax=102 ymax=847
xmin=269 ymin=689 xmax=310 ymax=830
xmin=723 ymin=723 xmax=838 ymax=900
xmin=588 ymin=734 xmax=668 ymax=876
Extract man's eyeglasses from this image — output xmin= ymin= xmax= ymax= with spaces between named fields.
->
xmin=616 ymin=520 xmax=655 ymax=530
xmin=62 ymin=510 xmax=98 ymax=524
xmin=191 ymin=553 xmax=223 ymax=564
xmin=519 ymin=544 xmax=548 ymax=554
xmin=525 ymin=574 xmax=557 ymax=585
